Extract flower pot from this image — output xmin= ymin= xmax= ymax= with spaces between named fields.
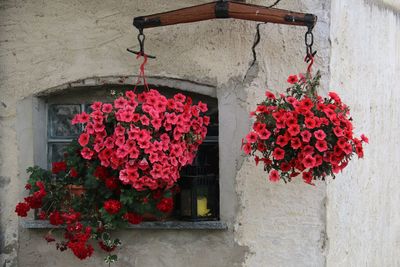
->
xmin=142 ymin=211 xmax=173 ymax=222
xmin=67 ymin=185 xmax=86 ymax=197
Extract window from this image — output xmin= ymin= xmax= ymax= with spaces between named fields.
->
xmin=47 ymin=104 xmax=83 ymax=167
xmin=43 ymin=84 xmax=219 ymax=222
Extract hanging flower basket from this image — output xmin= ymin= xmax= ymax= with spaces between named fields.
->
xmin=242 ymin=71 xmax=368 ymax=185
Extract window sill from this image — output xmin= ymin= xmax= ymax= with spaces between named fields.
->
xmin=20 ymin=219 xmax=228 ymax=230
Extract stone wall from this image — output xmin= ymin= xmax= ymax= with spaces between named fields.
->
xmin=326 ymin=0 xmax=400 ymax=266
xmin=1 ymin=0 xmax=329 ymax=266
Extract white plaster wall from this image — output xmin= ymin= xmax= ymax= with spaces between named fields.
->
xmin=0 ymin=0 xmax=330 ymax=266
xmin=327 ymin=0 xmax=400 ymax=266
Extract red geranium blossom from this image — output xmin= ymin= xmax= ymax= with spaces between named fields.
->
xmin=15 ymin=202 xmax=30 ymax=217
xmin=156 ymin=198 xmax=173 ymax=213
xmin=103 ymin=200 xmax=121 ymax=215
xmin=52 ymin=162 xmax=67 ymax=174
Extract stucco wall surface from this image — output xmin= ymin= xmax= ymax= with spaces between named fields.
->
xmin=1 ymin=0 xmax=329 ymax=267
xmin=327 ymin=0 xmax=400 ymax=266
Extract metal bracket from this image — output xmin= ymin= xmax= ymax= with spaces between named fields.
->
xmin=133 ymin=17 xmax=161 ymax=29
xmin=284 ymin=13 xmax=317 ymax=28
xmin=215 ymin=1 xmax=229 ymax=18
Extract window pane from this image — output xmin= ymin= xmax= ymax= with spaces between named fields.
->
xmin=48 ymin=104 xmax=81 ymax=138
xmin=48 ymin=143 xmax=69 ymax=167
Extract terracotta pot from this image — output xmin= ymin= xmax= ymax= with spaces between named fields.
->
xmin=67 ymin=185 xmax=86 ymax=197
xmin=142 ymin=211 xmax=173 ymax=222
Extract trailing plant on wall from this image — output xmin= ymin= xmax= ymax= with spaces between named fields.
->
xmin=15 ymin=89 xmax=209 ymax=263
xmin=242 ymin=71 xmax=368 ymax=185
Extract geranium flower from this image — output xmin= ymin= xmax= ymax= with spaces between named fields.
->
xmin=103 ymin=200 xmax=121 ymax=215
xmin=15 ymin=202 xmax=30 ymax=217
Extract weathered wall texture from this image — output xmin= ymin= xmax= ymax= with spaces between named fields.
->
xmin=326 ymin=0 xmax=400 ymax=266
xmin=0 ymin=0 xmax=329 ymax=266
xmin=234 ymin=0 xmax=331 ymax=266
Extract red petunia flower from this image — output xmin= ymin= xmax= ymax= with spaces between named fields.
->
xmin=265 ymin=91 xmax=276 ymax=99
xmin=269 ymin=170 xmax=280 ymax=182
xmin=288 ymin=124 xmax=300 ymax=136
xmin=291 ymin=137 xmax=302 ymax=149
xmin=273 ymin=147 xmax=285 ymax=160
xmin=287 ymin=75 xmax=298 ymax=84
xmin=314 ymin=130 xmax=327 ymax=140
xmin=315 ymin=140 xmax=328 ymax=152
xmin=302 ymin=155 xmax=316 ymax=168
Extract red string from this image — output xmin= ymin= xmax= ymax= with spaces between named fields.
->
xmin=133 ymin=53 xmax=150 ymax=92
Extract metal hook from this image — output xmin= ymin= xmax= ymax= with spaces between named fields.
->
xmin=127 ymin=28 xmax=156 ymax=59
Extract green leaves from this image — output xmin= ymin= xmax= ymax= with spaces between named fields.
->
xmin=104 ymin=254 xmax=118 ymax=264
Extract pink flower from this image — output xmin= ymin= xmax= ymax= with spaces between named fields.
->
xmin=333 ymin=126 xmax=344 ymax=137
xmin=314 ymin=130 xmax=326 ymax=140
xmin=287 ymin=75 xmax=298 ymax=84
xmin=315 ymin=140 xmax=328 ymax=152
xmin=114 ymin=97 xmax=128 ymax=109
xmin=301 ymin=130 xmax=312 ymax=143
xmin=265 ymin=91 xmax=276 ymax=99
xmin=174 ymin=93 xmax=186 ymax=102
xmin=276 ymin=135 xmax=289 ymax=147
xmin=246 ymin=132 xmax=258 ymax=144
xmin=91 ymin=102 xmax=102 ymax=111
xmin=302 ymin=171 xmax=314 ymax=185
xmin=302 ymin=155 xmax=316 ymax=168
xmin=81 ymin=147 xmax=94 ymax=160
xmin=197 ymin=101 xmax=208 ymax=112
xmin=101 ymin=104 xmax=113 ymax=113
xmin=273 ymin=148 xmax=285 ymax=160
xmin=342 ymin=143 xmax=353 ymax=155
xmin=288 ymin=124 xmax=300 ymax=136
xmin=242 ymin=142 xmax=252 ymax=155
xmin=305 ymin=117 xmax=316 ymax=129
xmin=291 ymin=137 xmax=302 ymax=149
xmin=125 ymin=91 xmax=136 ymax=99
xmin=361 ymin=134 xmax=369 ymax=143
xmin=329 ymin=92 xmax=341 ymax=103
xmin=258 ymin=129 xmax=271 ymax=140
xmin=269 ymin=170 xmax=280 ymax=182
xmin=140 ymin=115 xmax=150 ymax=126
xmin=78 ymin=133 xmax=89 ymax=147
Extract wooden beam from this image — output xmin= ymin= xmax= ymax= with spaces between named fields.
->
xmin=133 ymin=1 xmax=317 ymax=30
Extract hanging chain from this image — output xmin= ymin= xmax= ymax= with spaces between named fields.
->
xmin=304 ymin=25 xmax=316 ymax=63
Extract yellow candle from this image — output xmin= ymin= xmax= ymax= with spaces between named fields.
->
xmin=197 ymin=197 xmax=210 ymax=217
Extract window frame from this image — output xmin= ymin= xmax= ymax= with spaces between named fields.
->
xmin=41 ymin=85 xmax=221 ymax=222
